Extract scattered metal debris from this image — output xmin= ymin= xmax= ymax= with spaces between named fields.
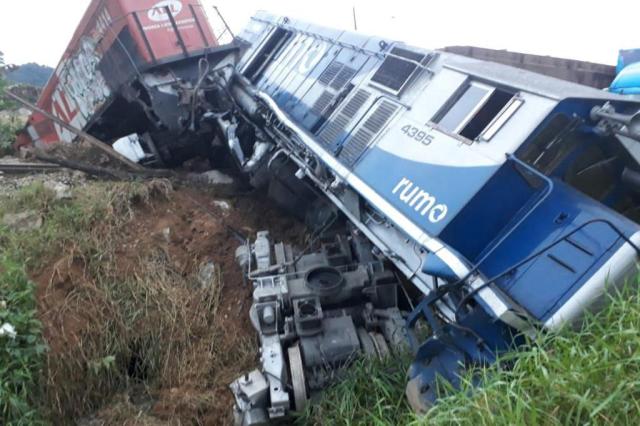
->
xmin=231 ymin=228 xmax=409 ymax=423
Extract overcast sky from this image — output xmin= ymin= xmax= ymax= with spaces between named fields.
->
xmin=1 ymin=0 xmax=639 ymax=67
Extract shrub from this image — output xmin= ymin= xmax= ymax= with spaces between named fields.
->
xmin=0 ymin=256 xmax=47 ymax=425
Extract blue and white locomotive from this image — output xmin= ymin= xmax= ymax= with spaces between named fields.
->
xmin=215 ymin=12 xmax=640 ymax=423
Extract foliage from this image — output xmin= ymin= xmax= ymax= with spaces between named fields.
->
xmin=308 ymin=281 xmax=640 ymax=425
xmin=0 ymin=256 xmax=47 ymax=425
xmin=0 ymin=50 xmax=14 ymax=110
xmin=299 ymin=354 xmax=414 ymax=425
xmin=423 ymin=282 xmax=640 ymax=426
xmin=0 ymin=119 xmax=21 ymax=156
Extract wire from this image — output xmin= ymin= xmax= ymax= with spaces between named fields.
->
xmin=189 ymin=57 xmax=211 ymax=131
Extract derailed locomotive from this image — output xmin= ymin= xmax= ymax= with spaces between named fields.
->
xmin=19 ymin=4 xmax=640 ymax=424
xmin=226 ymin=13 xmax=640 ymax=423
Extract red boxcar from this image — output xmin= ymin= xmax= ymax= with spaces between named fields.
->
xmin=18 ymin=0 xmax=224 ymax=151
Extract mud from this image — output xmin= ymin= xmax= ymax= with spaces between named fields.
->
xmin=32 ymin=183 xmax=305 ymax=425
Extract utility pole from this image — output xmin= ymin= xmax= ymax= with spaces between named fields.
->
xmin=352 ymin=6 xmax=358 ymax=31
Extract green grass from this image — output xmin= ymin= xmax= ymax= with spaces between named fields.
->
xmin=297 ymin=354 xmax=414 ymax=425
xmin=0 ymin=179 xmax=253 ymax=423
xmin=3 ymin=180 xmax=640 ymax=424
xmin=0 ymin=256 xmax=47 ymax=425
xmin=306 ymin=280 xmax=640 ymax=425
xmin=0 ymin=180 xmax=173 ymax=271
xmin=0 ymin=181 xmax=169 ymax=423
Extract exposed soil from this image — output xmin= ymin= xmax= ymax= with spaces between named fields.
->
xmin=31 ymin=183 xmax=305 ymax=425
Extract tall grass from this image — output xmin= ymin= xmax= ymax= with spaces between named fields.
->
xmin=0 ymin=179 xmax=253 ymax=422
xmin=307 ymin=278 xmax=640 ymax=425
xmin=0 ymin=256 xmax=47 ymax=425
xmin=4 ymin=179 xmax=640 ymax=424
xmin=298 ymin=355 xmax=414 ymax=425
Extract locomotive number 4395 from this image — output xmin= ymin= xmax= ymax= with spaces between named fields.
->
xmin=400 ymin=124 xmax=435 ymax=146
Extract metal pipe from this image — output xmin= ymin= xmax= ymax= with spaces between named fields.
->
xmin=165 ymin=5 xmax=188 ymax=57
xmin=213 ymin=6 xmax=235 ymax=40
xmin=189 ymin=4 xmax=210 ymax=47
xmin=132 ymin=11 xmax=156 ymax=63
xmin=591 ymin=104 xmax=640 ymax=141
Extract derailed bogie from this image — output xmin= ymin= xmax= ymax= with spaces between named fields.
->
xmin=231 ymin=228 xmax=411 ymax=423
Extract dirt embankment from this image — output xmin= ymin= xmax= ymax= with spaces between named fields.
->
xmin=3 ymin=175 xmax=304 ymax=425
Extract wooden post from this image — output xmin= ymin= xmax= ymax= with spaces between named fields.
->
xmin=3 ymin=89 xmax=146 ymax=171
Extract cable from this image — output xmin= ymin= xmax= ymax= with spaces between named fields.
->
xmin=189 ymin=57 xmax=211 ymax=131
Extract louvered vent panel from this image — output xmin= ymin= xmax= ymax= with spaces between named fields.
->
xmin=339 ymin=100 xmax=399 ymax=166
xmin=311 ymin=91 xmax=335 ymax=116
xmin=341 ymin=90 xmax=370 ymax=119
xmin=330 ymin=66 xmax=356 ymax=90
xmin=370 ymin=47 xmax=431 ymax=93
xmin=317 ymin=89 xmax=371 ymax=146
xmin=318 ymin=114 xmax=351 ymax=146
xmin=318 ymin=61 xmax=343 ymax=85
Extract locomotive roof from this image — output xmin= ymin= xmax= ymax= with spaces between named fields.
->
xmin=249 ymin=11 xmax=636 ymax=105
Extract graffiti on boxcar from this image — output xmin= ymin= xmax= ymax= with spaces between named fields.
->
xmin=51 ymin=36 xmax=110 ymax=142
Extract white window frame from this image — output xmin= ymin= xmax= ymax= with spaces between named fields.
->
xmin=450 ymin=81 xmax=495 ymax=134
xmin=479 ymin=96 xmax=524 ymax=142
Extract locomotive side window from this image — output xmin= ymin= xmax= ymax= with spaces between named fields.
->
xmin=242 ymin=27 xmax=293 ymax=83
xmin=370 ymin=47 xmax=433 ymax=95
xmin=434 ymin=82 xmax=515 ymax=141
xmin=479 ymin=97 xmax=524 ymax=141
xmin=435 ymin=82 xmax=492 ymax=133
xmin=518 ymin=114 xmax=577 ymax=175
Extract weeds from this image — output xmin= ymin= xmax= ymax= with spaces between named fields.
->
xmin=423 ymin=281 xmax=640 ymax=426
xmin=1 ymin=178 xmax=253 ymax=423
xmin=309 ymin=279 xmax=640 ymax=425
xmin=0 ymin=256 xmax=47 ymax=425
xmin=0 ymin=116 xmax=22 ymax=156
xmin=299 ymin=354 xmax=414 ymax=425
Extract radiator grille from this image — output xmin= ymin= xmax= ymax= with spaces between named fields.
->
xmin=317 ymin=89 xmax=371 ymax=146
xmin=318 ymin=61 xmax=343 ymax=85
xmin=330 ymin=66 xmax=356 ymax=90
xmin=339 ymin=100 xmax=399 ymax=166
xmin=310 ymin=90 xmax=335 ymax=116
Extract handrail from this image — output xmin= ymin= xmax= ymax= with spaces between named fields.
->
xmin=212 ymin=5 xmax=235 ymax=40
xmin=472 ymin=154 xmax=555 ymax=267
xmin=407 ymin=216 xmax=640 ymax=351
xmin=404 ymin=154 xmax=555 ymax=323
xmin=453 ymin=217 xmax=640 ymax=322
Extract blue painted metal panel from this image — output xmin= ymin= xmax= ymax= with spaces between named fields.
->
xmin=354 ymin=146 xmax=499 ymax=235
xmin=477 ymin=180 xmax=636 ymax=320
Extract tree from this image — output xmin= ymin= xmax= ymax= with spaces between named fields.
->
xmin=0 ymin=50 xmax=15 ymax=110
xmin=1 ymin=49 xmax=19 ymax=156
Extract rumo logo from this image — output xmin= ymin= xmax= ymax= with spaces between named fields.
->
xmin=392 ymin=178 xmax=448 ymax=223
xmin=148 ymin=0 xmax=183 ymax=22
